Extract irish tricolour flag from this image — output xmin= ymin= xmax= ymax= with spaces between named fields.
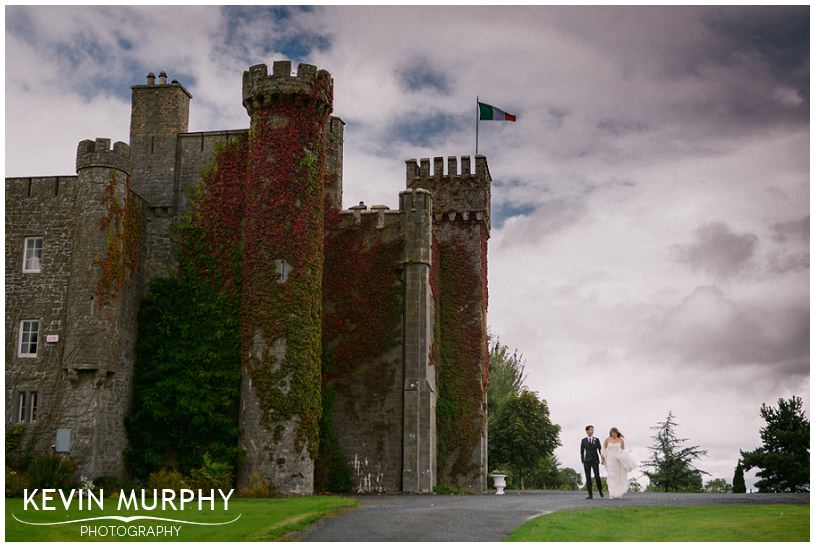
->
xmin=478 ymin=101 xmax=516 ymax=122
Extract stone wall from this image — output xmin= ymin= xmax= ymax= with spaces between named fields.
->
xmin=6 ymin=176 xmax=78 ymax=455
xmin=5 ymin=137 xmax=146 ymax=478
xmin=323 ymin=208 xmax=406 ymax=492
xmin=59 ymin=139 xmax=144 ymax=477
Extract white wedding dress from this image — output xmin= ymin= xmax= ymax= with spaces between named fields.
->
xmin=603 ymin=442 xmax=637 ymax=499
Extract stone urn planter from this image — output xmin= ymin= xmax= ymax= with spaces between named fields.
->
xmin=491 ymin=474 xmax=508 ymax=495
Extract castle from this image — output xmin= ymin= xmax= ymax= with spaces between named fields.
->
xmin=5 ymin=61 xmax=491 ymax=494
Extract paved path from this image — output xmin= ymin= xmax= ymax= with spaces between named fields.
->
xmin=302 ymin=490 xmax=809 ymax=542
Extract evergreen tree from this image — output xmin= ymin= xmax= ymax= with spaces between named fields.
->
xmin=740 ymin=396 xmax=809 ymax=493
xmin=732 ymin=459 xmax=747 ymax=493
xmin=490 ymin=390 xmax=561 ymax=489
xmin=642 ymin=411 xmax=707 ymax=492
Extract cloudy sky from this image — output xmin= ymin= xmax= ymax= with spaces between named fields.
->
xmin=5 ymin=6 xmax=809 ymax=488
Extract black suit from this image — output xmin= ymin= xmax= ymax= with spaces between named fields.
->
xmin=580 ymin=437 xmax=604 ymax=497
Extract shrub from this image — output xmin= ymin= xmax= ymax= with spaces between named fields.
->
xmin=6 ymin=425 xmax=26 ymax=454
xmin=27 ymin=454 xmax=77 ymax=490
xmin=147 ymin=468 xmax=188 ymax=492
xmin=189 ymin=453 xmax=234 ymax=491
xmin=5 ymin=466 xmax=30 ymax=497
xmin=93 ymin=475 xmax=123 ymax=495
xmin=6 ymin=425 xmax=32 ymax=472
xmin=237 ymin=471 xmax=274 ymax=498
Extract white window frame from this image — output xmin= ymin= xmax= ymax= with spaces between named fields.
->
xmin=29 ymin=391 xmax=38 ymax=422
xmin=22 ymin=237 xmax=43 ymax=273
xmin=18 ymin=320 xmax=40 ymax=357
xmin=16 ymin=392 xmax=27 ymax=423
xmin=14 ymin=391 xmax=39 ymax=423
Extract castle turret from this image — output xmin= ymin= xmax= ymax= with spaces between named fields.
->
xmin=60 ymin=138 xmax=144 ymax=477
xmin=129 ymin=72 xmax=191 ymax=281
xmin=237 ymin=61 xmax=333 ymax=494
xmin=406 ymin=155 xmax=491 ymax=491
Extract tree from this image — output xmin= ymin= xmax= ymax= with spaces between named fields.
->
xmin=487 ymin=336 xmax=528 ymax=474
xmin=704 ymin=478 xmax=731 ymax=493
xmin=740 ymin=396 xmax=810 ymax=493
xmin=526 ymin=454 xmax=582 ymax=490
xmin=125 ymin=277 xmax=241 ymax=479
xmin=490 ymin=390 xmax=561 ymax=489
xmin=487 ymin=337 xmax=527 ymax=421
xmin=732 ymin=459 xmax=747 ymax=493
xmin=642 ymin=411 xmax=708 ymax=492
xmin=557 ymin=467 xmax=583 ymax=491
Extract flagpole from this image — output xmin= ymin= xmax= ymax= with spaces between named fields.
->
xmin=475 ymin=96 xmax=479 ymax=156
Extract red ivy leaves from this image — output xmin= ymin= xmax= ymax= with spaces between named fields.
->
xmin=96 ymin=172 xmax=143 ymax=308
xmin=322 ymin=214 xmax=404 ymax=384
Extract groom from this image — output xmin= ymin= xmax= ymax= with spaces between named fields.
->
xmin=580 ymin=425 xmax=604 ymax=499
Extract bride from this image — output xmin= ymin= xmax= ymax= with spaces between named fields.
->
xmin=602 ymin=427 xmax=637 ymax=499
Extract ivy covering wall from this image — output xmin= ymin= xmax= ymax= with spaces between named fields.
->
xmin=435 ymin=225 xmax=488 ymax=485
xmin=240 ymin=89 xmax=330 ymax=461
xmin=316 ymin=213 xmax=404 ymax=491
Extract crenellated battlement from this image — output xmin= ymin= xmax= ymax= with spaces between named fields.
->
xmin=76 ymin=138 xmax=131 ymax=174
xmin=405 ymin=155 xmax=489 ymax=181
xmin=5 ymin=176 xmax=77 ymax=200
xmin=242 ymin=61 xmax=333 ymax=116
xmin=406 ymin=156 xmax=491 ymax=232
xmin=337 ymin=203 xmax=401 ymax=230
xmin=399 ymin=188 xmax=434 ymax=213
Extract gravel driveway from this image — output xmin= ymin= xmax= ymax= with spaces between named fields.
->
xmin=301 ymin=490 xmax=809 ymax=542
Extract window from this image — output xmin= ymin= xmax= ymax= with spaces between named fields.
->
xmin=29 ymin=392 xmax=38 ymax=422
xmin=23 ymin=237 xmax=43 ymax=273
xmin=18 ymin=320 xmax=39 ymax=357
xmin=16 ymin=392 xmax=26 ymax=423
xmin=15 ymin=391 xmax=38 ymax=423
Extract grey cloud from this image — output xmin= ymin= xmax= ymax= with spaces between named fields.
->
xmin=496 ymin=197 xmax=588 ymax=248
xmin=596 ymin=119 xmax=649 ymax=136
xmin=703 ymin=6 xmax=809 ymax=100
xmin=771 ymin=216 xmax=809 ymax=243
xmin=766 ymin=252 xmax=809 ymax=274
xmin=395 ymin=58 xmax=452 ymax=94
xmin=643 ymin=285 xmax=809 ymax=373
xmin=543 ymin=106 xmax=569 ymax=130
xmin=673 ymin=222 xmax=758 ymax=279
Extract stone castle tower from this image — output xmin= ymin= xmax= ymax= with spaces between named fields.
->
xmin=5 ymin=61 xmax=491 ymax=494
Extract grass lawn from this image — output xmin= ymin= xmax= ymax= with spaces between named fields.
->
xmin=505 ymin=504 xmax=809 ymax=542
xmin=6 ymin=495 xmax=357 ymax=541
